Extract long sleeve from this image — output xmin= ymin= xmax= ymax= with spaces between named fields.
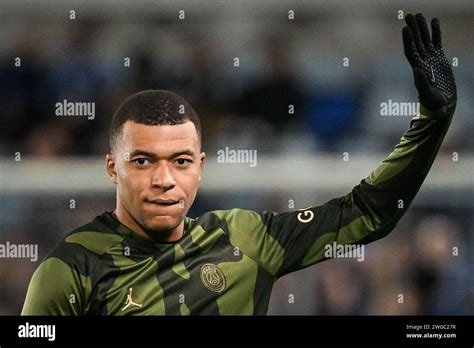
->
xmin=212 ymin=103 xmax=455 ymax=278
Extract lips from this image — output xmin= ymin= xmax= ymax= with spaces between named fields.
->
xmin=147 ymin=199 xmax=180 ymax=206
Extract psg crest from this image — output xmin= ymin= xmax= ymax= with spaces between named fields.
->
xmin=200 ymin=263 xmax=226 ymax=293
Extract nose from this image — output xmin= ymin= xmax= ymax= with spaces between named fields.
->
xmin=151 ymin=162 xmax=176 ymax=191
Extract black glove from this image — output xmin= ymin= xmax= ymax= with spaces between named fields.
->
xmin=402 ymin=13 xmax=456 ymax=112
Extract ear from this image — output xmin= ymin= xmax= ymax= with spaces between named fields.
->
xmin=199 ymin=152 xmax=206 ymax=181
xmin=106 ymin=153 xmax=118 ymax=184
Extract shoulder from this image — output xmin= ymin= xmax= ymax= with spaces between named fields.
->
xmin=194 ymin=208 xmax=275 ymax=234
xmin=208 ymin=208 xmax=276 ymax=228
xmin=45 ymin=213 xmax=124 ymax=270
xmin=191 ymin=208 xmax=263 ymax=232
xmin=206 ymin=208 xmax=266 ymax=223
xmin=62 ymin=215 xmax=124 ymax=255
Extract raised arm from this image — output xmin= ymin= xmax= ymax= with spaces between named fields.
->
xmin=215 ymin=13 xmax=457 ymax=278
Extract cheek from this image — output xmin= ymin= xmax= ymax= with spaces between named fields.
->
xmin=179 ymin=171 xmax=200 ymax=197
xmin=117 ymin=167 xmax=149 ymax=196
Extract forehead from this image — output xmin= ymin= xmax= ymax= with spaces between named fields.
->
xmin=119 ymin=120 xmax=199 ymax=153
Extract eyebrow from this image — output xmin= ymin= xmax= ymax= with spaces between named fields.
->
xmin=128 ymin=149 xmax=195 ymax=160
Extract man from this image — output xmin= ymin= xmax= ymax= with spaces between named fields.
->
xmin=22 ymin=13 xmax=456 ymax=315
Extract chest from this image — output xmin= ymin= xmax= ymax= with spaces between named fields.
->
xmin=89 ymin=232 xmax=261 ymax=315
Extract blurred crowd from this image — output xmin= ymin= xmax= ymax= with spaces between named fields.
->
xmin=0 ymin=27 xmax=311 ymax=156
xmin=0 ymin=19 xmax=471 ymax=157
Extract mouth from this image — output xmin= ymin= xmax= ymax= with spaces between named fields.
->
xmin=146 ymin=199 xmax=181 ymax=207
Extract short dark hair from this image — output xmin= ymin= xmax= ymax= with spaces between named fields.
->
xmin=109 ymin=90 xmax=201 ymax=152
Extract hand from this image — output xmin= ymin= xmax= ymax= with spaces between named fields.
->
xmin=402 ymin=13 xmax=456 ymax=112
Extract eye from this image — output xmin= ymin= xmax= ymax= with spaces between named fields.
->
xmin=175 ymin=158 xmax=192 ymax=166
xmin=132 ymin=158 xmax=151 ymax=166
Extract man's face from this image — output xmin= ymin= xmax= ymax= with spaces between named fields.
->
xmin=106 ymin=120 xmax=205 ymax=234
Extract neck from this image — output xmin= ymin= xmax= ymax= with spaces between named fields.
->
xmin=113 ymin=206 xmax=184 ymax=243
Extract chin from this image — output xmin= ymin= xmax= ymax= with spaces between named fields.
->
xmin=144 ymin=215 xmax=182 ymax=232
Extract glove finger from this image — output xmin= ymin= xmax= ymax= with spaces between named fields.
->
xmin=403 ymin=26 xmax=422 ymax=68
xmin=405 ymin=14 xmax=427 ymax=58
xmin=431 ymin=18 xmax=442 ymax=48
xmin=415 ymin=13 xmax=434 ymax=52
